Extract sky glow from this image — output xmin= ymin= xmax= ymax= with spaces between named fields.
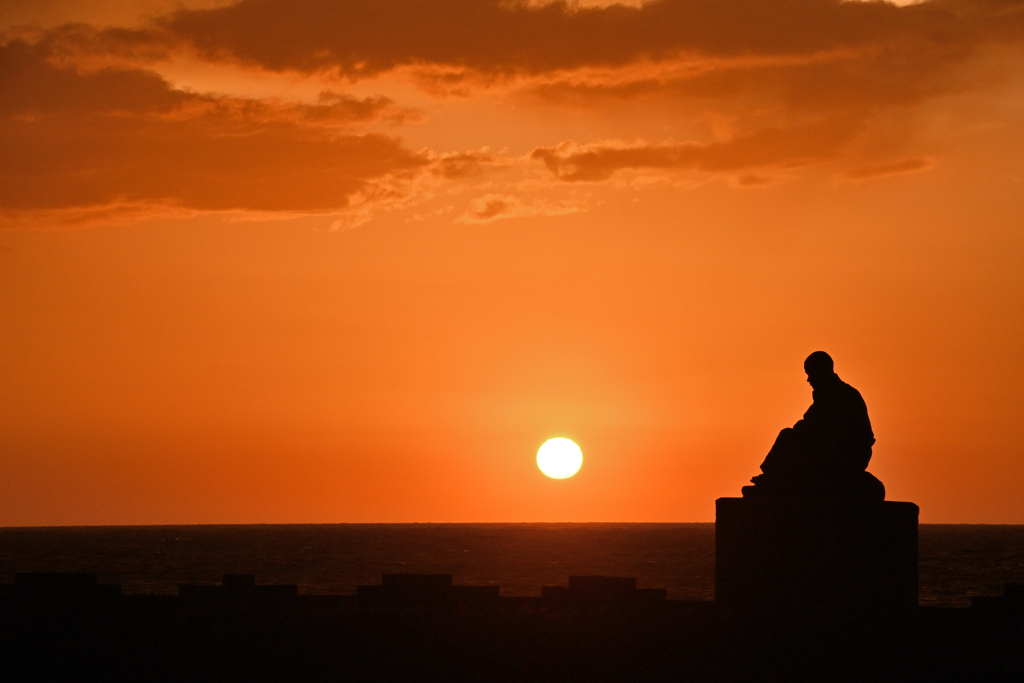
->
xmin=1 ymin=0 xmax=1023 ymax=524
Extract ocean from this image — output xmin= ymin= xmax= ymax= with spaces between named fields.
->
xmin=1 ymin=523 xmax=1022 ymax=606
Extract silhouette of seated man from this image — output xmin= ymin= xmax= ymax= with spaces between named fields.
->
xmin=743 ymin=351 xmax=885 ymax=499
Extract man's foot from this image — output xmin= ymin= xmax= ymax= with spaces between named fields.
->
xmin=741 ymin=485 xmax=763 ymax=497
xmin=743 ymin=475 xmax=772 ymax=497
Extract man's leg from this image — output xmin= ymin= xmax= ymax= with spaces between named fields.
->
xmin=758 ymin=428 xmax=796 ymax=477
xmin=744 ymin=429 xmax=799 ymax=496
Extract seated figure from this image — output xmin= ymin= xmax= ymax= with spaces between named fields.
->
xmin=743 ymin=351 xmax=885 ymax=499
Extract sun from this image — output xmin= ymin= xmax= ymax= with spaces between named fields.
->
xmin=536 ymin=438 xmax=583 ymax=479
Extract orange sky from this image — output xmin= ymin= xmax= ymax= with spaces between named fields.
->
xmin=1 ymin=0 xmax=1023 ymax=525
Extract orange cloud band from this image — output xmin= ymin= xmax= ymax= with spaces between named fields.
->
xmin=157 ymin=0 xmax=1024 ymax=77
xmin=2 ymin=0 xmax=1023 ymax=224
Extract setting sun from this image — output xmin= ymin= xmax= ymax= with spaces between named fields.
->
xmin=536 ymin=438 xmax=583 ymax=479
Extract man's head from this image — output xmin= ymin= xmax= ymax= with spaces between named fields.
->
xmin=804 ymin=351 xmax=836 ymax=388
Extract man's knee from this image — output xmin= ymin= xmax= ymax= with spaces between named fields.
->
xmin=772 ymin=428 xmax=795 ymax=449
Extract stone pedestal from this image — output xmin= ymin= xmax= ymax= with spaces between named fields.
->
xmin=715 ymin=497 xmax=918 ymax=621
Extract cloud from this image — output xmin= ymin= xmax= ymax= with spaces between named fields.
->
xmin=0 ymin=0 xmax=234 ymax=32
xmin=157 ymin=0 xmax=1024 ymax=81
xmin=179 ymin=90 xmax=421 ymax=128
xmin=1 ymin=36 xmax=186 ymax=117
xmin=531 ymin=120 xmax=859 ymax=181
xmin=843 ymin=157 xmax=936 ymax=180
xmin=154 ymin=0 xmax=1024 ymax=181
xmin=522 ymin=43 xmax=1003 ymax=116
xmin=2 ymin=0 xmax=1021 ymax=226
xmin=457 ymin=193 xmax=585 ymax=224
xmin=733 ymin=173 xmax=787 ymax=187
xmin=0 ymin=38 xmax=430 ymax=224
xmin=0 ymin=38 xmax=414 ymax=124
xmin=430 ymin=150 xmax=499 ymax=180
xmin=1 ymin=115 xmax=426 ymax=213
xmin=0 ymin=201 xmax=200 ymax=230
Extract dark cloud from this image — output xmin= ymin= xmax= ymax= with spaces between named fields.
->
xmin=3 ymin=0 xmax=1020 ymax=223
xmin=157 ymin=0 xmax=1024 ymax=171
xmin=156 ymin=0 xmax=1024 ymax=79
xmin=0 ymin=38 xmax=429 ymax=219
xmin=0 ymin=38 xmax=413 ymax=123
xmin=525 ymin=40 xmax=1004 ymax=116
xmin=0 ymin=37 xmax=186 ymax=117
xmin=1 ymin=115 xmax=425 ymax=212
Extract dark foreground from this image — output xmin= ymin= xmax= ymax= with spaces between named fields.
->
xmin=2 ymin=572 xmax=1022 ymax=682
xmin=3 ymin=523 xmax=1023 ymax=606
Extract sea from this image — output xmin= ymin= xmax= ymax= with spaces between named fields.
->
xmin=2 ymin=524 xmax=1023 ymax=607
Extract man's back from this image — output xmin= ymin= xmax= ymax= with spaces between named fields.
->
xmin=795 ymin=375 xmax=875 ymax=472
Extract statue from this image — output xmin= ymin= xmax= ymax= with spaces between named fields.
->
xmin=742 ymin=351 xmax=885 ymax=499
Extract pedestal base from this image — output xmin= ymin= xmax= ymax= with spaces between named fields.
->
xmin=715 ymin=497 xmax=918 ymax=621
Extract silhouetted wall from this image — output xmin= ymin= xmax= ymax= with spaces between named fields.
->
xmin=716 ymin=498 xmax=918 ymax=621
